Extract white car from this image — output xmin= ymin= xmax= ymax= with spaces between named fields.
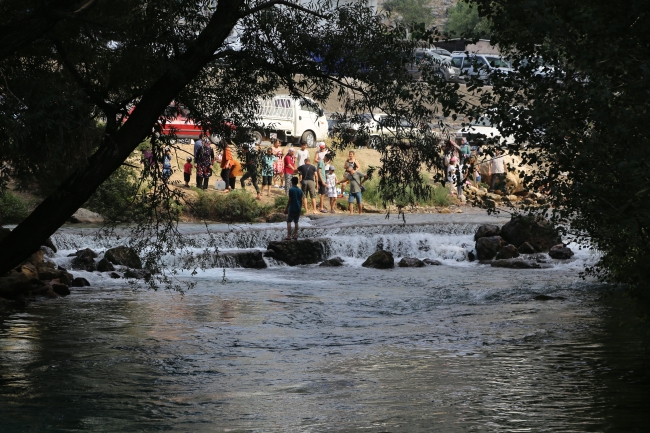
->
xmin=455 ymin=115 xmax=515 ymax=145
xmin=251 ymin=95 xmax=329 ymax=147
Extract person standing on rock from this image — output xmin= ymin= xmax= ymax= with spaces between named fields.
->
xmin=447 ymin=156 xmax=458 ymax=195
xmin=339 ymin=165 xmax=366 ymax=215
xmin=240 ymin=144 xmax=261 ymax=200
xmin=284 ymin=177 xmax=303 ymax=240
xmin=488 ymin=148 xmax=508 ymax=193
xmin=283 ymin=148 xmax=297 ymax=195
xmin=459 ymin=138 xmax=471 ymax=162
xmin=298 ymin=157 xmax=318 ymax=214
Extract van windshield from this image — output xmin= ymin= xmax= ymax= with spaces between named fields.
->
xmin=484 ymin=56 xmax=511 ymax=68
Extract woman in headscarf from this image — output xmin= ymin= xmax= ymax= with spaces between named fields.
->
xmin=195 ymin=140 xmax=215 ymax=189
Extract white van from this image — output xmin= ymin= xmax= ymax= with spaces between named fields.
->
xmin=252 ymin=95 xmax=329 ymax=147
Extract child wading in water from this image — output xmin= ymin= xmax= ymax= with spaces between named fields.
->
xmin=284 ymin=177 xmax=303 ymax=240
xmin=326 ymin=165 xmax=338 ymax=213
xmin=183 ymin=157 xmax=193 ymax=187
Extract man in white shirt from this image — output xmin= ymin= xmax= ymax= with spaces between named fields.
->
xmin=488 ymin=149 xmax=508 ymax=193
xmin=296 ymin=141 xmax=310 ymax=167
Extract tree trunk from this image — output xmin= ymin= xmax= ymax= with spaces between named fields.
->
xmin=0 ymin=0 xmax=244 ymax=275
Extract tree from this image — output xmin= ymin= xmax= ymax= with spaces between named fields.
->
xmin=466 ymin=0 xmax=650 ymax=302
xmin=444 ymin=1 xmax=490 ymax=39
xmin=0 ymin=0 xmax=461 ymax=280
xmin=382 ymin=0 xmax=435 ymax=28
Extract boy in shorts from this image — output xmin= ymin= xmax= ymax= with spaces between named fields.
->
xmin=284 ymin=177 xmax=303 ymax=240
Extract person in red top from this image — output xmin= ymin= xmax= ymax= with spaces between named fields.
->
xmin=219 ymin=140 xmax=234 ymax=192
xmin=183 ymin=157 xmax=193 ymax=187
xmin=283 ymin=148 xmax=297 ymax=195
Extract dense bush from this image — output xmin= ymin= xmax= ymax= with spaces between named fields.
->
xmin=0 ymin=191 xmax=29 ymax=224
xmin=84 ymin=166 xmax=142 ymax=222
xmin=274 ymin=195 xmax=289 ymax=210
xmin=363 ymin=177 xmax=452 ymax=208
xmin=191 ymin=190 xmax=272 ymax=223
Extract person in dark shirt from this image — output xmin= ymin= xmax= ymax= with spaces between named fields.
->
xmin=297 ymin=157 xmax=318 ymax=214
xmin=239 ymin=144 xmax=261 ymax=200
xmin=284 ymin=177 xmax=303 ymax=240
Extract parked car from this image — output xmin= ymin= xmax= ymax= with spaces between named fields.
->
xmin=425 ymin=47 xmax=453 ymax=61
xmin=450 ymin=53 xmax=514 ymax=84
xmin=455 ymin=114 xmax=515 ymax=145
xmin=406 ymin=49 xmax=464 ymax=83
xmin=157 ymin=104 xmax=234 ymax=144
xmin=330 ymin=113 xmax=384 ymax=148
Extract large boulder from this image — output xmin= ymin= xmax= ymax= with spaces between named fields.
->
xmin=0 ymin=271 xmax=33 ymax=299
xmin=124 ymin=268 xmax=152 ymax=280
xmin=474 ymin=224 xmax=501 ymax=241
xmin=70 ymin=277 xmax=90 ymax=287
xmin=97 ymin=258 xmax=116 ymax=272
xmin=362 ymin=250 xmax=395 ymax=269
xmin=69 ymin=208 xmax=104 ymax=224
xmin=71 ymin=248 xmax=97 ymax=272
xmin=266 ymin=239 xmax=329 ymax=266
xmin=105 ymin=246 xmax=142 ymax=269
xmin=548 ymin=244 xmax=574 ymax=260
xmin=518 ymin=242 xmax=536 ymax=254
xmin=217 ymin=251 xmax=267 ymax=269
xmin=398 ymin=257 xmax=425 ymax=267
xmin=499 ymin=215 xmax=561 ymax=252
xmin=319 ymin=257 xmax=345 ymax=267
xmin=495 ymin=244 xmax=520 ymax=260
xmin=475 ymin=236 xmax=505 ymax=260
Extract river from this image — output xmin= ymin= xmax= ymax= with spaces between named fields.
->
xmin=1 ymin=213 xmax=649 ymax=432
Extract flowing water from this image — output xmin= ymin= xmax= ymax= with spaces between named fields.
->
xmin=1 ymin=213 xmax=649 ymax=432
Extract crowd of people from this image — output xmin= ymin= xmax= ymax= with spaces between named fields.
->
xmin=152 ymin=133 xmax=508 ymax=237
xmin=443 ymin=138 xmax=508 ymax=200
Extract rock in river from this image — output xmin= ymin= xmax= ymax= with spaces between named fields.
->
xmin=71 ymin=248 xmax=98 ymax=272
xmin=474 ymin=224 xmax=501 ymax=241
xmin=362 ymin=250 xmax=394 ymax=269
xmin=266 ymin=239 xmax=329 ymax=266
xmin=398 ymin=257 xmax=425 ymax=267
xmin=319 ymin=257 xmax=345 ymax=267
xmin=499 ymin=215 xmax=561 ymax=252
xmin=105 ymin=246 xmax=142 ymax=269
xmin=97 ymin=258 xmax=116 ymax=272
xmin=548 ymin=244 xmax=574 ymax=260
xmin=475 ymin=236 xmax=505 ymax=260
xmin=69 ymin=208 xmax=104 ymax=224
xmin=495 ymin=244 xmax=519 ymax=260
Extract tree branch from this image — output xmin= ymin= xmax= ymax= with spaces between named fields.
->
xmin=242 ymin=0 xmax=328 ymax=19
xmin=52 ymin=38 xmax=117 ymax=116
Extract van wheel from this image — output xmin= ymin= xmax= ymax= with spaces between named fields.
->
xmin=251 ymin=130 xmax=264 ymax=145
xmin=301 ymin=130 xmax=316 ymax=148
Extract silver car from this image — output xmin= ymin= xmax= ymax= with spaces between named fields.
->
xmin=407 ymin=49 xmax=464 ymax=83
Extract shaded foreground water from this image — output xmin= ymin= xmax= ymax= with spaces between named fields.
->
xmin=1 ymin=214 xmax=649 ymax=432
